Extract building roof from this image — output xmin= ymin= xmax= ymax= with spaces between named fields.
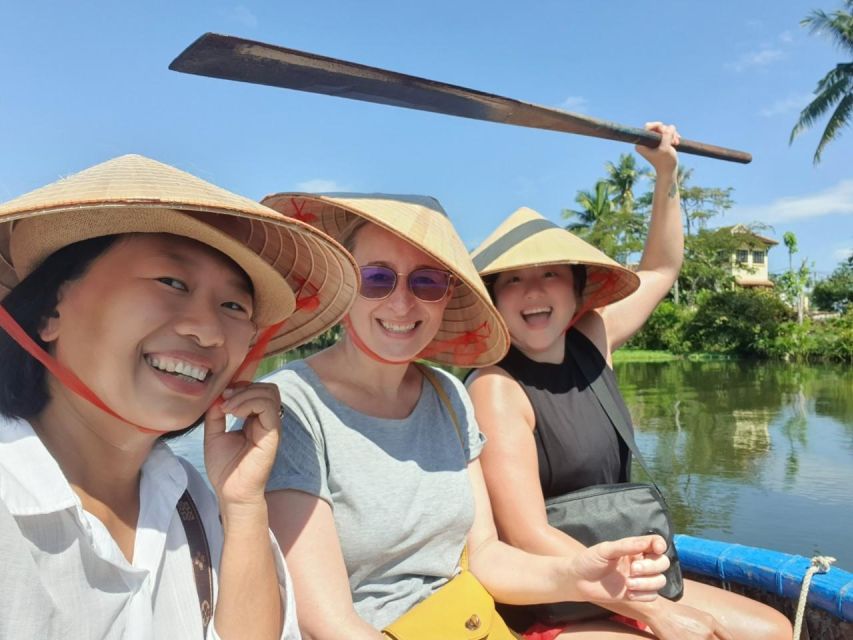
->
xmin=724 ymin=224 xmax=779 ymax=246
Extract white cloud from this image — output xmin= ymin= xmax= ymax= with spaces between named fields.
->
xmin=223 ymin=5 xmax=258 ymax=28
xmin=729 ymin=47 xmax=783 ymax=72
xmin=735 ymin=180 xmax=853 ymax=223
xmin=294 ymin=178 xmax=346 ymax=192
xmin=833 ymin=247 xmax=853 ymax=262
xmin=559 ymin=96 xmax=588 ymax=113
xmin=759 ymin=93 xmax=813 ymax=117
xmin=779 ymin=31 xmax=794 ymax=44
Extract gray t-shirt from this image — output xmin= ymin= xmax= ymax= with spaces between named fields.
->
xmin=266 ymin=360 xmax=485 ymax=629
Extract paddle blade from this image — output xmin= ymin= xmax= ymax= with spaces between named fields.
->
xmin=170 ymin=33 xmax=751 ymax=164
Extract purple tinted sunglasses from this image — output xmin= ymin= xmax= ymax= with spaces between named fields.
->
xmin=359 ymin=265 xmax=454 ymax=302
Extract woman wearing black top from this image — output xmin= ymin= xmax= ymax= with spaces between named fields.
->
xmin=467 ymin=123 xmax=792 ymax=640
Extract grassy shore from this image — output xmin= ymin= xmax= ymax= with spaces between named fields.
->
xmin=613 ymin=350 xmax=736 ymax=363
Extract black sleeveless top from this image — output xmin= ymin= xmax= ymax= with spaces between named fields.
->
xmin=496 ymin=328 xmax=633 ymax=497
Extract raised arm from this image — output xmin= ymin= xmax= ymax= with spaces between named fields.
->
xmin=267 ymin=490 xmax=384 ymax=640
xmin=581 ymin=122 xmax=683 ymax=354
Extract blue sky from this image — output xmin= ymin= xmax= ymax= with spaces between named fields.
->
xmin=1 ymin=1 xmax=851 ymax=277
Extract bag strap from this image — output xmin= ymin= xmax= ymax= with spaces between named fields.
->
xmin=417 ymin=364 xmax=469 ymax=572
xmin=417 ymin=364 xmax=462 ymax=443
xmin=177 ymin=490 xmax=214 ymax=637
xmin=565 ymin=335 xmax=661 ymax=491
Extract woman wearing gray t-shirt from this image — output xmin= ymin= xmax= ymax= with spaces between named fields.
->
xmin=262 ymin=193 xmax=672 ymax=638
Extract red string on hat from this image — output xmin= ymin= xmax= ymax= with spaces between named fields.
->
xmin=418 ymin=321 xmax=491 ymax=366
xmin=292 ymin=277 xmax=320 ymax=313
xmin=0 ymin=304 xmax=285 ymax=435
xmin=342 ymin=315 xmax=490 ymax=366
xmin=341 ymin=315 xmax=411 ymax=365
xmin=290 ymin=198 xmax=317 ymax=224
xmin=563 ymin=269 xmax=621 ymax=333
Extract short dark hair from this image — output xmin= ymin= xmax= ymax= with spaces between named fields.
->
xmin=484 ymin=264 xmax=587 ymax=301
xmin=0 ymin=235 xmax=200 ymax=440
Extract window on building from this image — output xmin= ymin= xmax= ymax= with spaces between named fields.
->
xmin=752 ymin=250 xmax=765 ymax=265
xmin=737 ymin=249 xmax=749 ymax=264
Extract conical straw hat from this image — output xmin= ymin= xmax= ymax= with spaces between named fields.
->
xmin=261 ymin=192 xmax=510 ymax=367
xmin=471 ymin=207 xmax=640 ymax=310
xmin=0 ymin=155 xmax=358 ymax=355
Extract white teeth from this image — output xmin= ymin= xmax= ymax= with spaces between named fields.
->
xmin=379 ymin=320 xmax=417 ymax=334
xmin=522 ymin=307 xmax=551 ymax=317
xmin=146 ymin=355 xmax=209 ymax=382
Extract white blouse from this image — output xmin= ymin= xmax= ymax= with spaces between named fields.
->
xmin=0 ymin=417 xmax=300 ymax=640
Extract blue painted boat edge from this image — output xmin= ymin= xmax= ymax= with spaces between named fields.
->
xmin=675 ymin=534 xmax=853 ymax=622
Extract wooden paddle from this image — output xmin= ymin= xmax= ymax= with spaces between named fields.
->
xmin=169 ymin=33 xmax=752 ymax=164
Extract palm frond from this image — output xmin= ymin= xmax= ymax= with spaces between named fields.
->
xmin=802 ymin=6 xmax=853 ymax=56
xmin=790 ymin=66 xmax=852 ymax=143
xmin=813 ymin=92 xmax=853 ymax=163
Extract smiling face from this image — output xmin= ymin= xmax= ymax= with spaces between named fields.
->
xmin=492 ymin=264 xmax=578 ymax=362
xmin=347 ymin=223 xmax=451 ymax=363
xmin=39 ymin=233 xmax=257 ymax=431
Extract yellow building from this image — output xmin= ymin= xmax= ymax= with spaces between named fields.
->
xmin=725 ymin=224 xmax=778 ymax=288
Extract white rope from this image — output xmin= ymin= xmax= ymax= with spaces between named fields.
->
xmin=792 ymin=555 xmax=835 ymax=640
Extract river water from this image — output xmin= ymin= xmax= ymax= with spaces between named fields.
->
xmin=170 ymin=359 xmax=853 ymax=570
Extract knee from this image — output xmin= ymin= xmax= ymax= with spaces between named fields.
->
xmin=748 ymin=607 xmax=793 ymax=640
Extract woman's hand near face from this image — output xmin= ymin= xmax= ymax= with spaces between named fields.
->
xmin=203 ymin=381 xmax=281 ymax=511
xmin=204 ymin=382 xmax=285 ymax=639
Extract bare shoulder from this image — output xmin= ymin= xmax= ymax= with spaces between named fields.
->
xmin=574 ymin=310 xmax=612 ymax=364
xmin=466 ymin=365 xmax=535 ymax=432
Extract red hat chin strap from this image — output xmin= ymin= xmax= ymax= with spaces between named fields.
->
xmin=341 ymin=316 xmax=413 ymax=365
xmin=0 ymin=304 xmax=284 ymax=435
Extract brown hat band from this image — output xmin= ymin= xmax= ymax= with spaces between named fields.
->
xmin=472 ymin=218 xmax=557 ymax=272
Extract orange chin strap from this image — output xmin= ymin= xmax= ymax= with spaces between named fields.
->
xmin=341 ymin=315 xmax=412 ymax=365
xmin=0 ymin=304 xmax=284 ymax=435
xmin=341 ymin=315 xmax=491 ymax=367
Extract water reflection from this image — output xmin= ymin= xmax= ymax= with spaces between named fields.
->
xmin=616 ymin=360 xmax=853 ymax=570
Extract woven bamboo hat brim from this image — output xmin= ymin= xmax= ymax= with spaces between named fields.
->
xmin=0 ymin=155 xmax=358 ymax=355
xmin=471 ymin=207 xmax=640 ymax=310
xmin=261 ymin=192 xmax=510 ymax=367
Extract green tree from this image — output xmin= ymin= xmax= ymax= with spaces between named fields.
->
xmin=562 ymin=180 xmax=643 ymax=263
xmin=783 ymin=231 xmax=799 ymax=271
xmin=812 ymin=254 xmax=853 ymax=311
xmin=790 ymin=0 xmax=853 ymax=164
xmin=684 ymin=289 xmax=793 ymax=356
xmin=605 ymin=153 xmax=648 ymax=213
xmin=677 ymin=228 xmax=741 ymax=305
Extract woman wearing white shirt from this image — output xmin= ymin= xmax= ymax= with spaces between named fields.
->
xmin=0 ymin=155 xmax=357 ymax=639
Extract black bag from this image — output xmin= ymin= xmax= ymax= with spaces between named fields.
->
xmin=498 ymin=339 xmax=683 ymax=627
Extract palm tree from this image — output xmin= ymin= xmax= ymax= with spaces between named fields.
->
xmin=604 ymin=153 xmax=648 ymax=213
xmin=563 ymin=181 xmax=620 ymax=258
xmin=790 ymin=1 xmax=853 ymax=164
xmin=783 ymin=231 xmax=799 ymax=272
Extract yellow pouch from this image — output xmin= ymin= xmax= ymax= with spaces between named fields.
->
xmin=382 ymin=570 xmax=517 ymax=640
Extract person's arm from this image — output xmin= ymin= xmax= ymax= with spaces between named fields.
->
xmin=467 ymin=369 xmax=732 ymax=639
xmin=578 ymin=122 xmax=683 ymax=357
xmin=203 ymin=383 xmax=284 ymax=640
xmin=267 ymin=489 xmax=384 ymax=640
xmin=465 ymin=455 xmax=667 ymax=605
xmin=461 ymin=373 xmax=667 ymax=605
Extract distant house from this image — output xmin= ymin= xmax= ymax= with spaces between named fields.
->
xmin=723 ymin=224 xmax=778 ymax=288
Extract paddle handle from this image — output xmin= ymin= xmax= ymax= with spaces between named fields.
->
xmin=630 ymin=128 xmax=751 ymax=164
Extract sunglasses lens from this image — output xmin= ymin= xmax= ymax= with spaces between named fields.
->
xmin=359 ymin=266 xmax=396 ymax=299
xmin=409 ymin=269 xmax=451 ymax=301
